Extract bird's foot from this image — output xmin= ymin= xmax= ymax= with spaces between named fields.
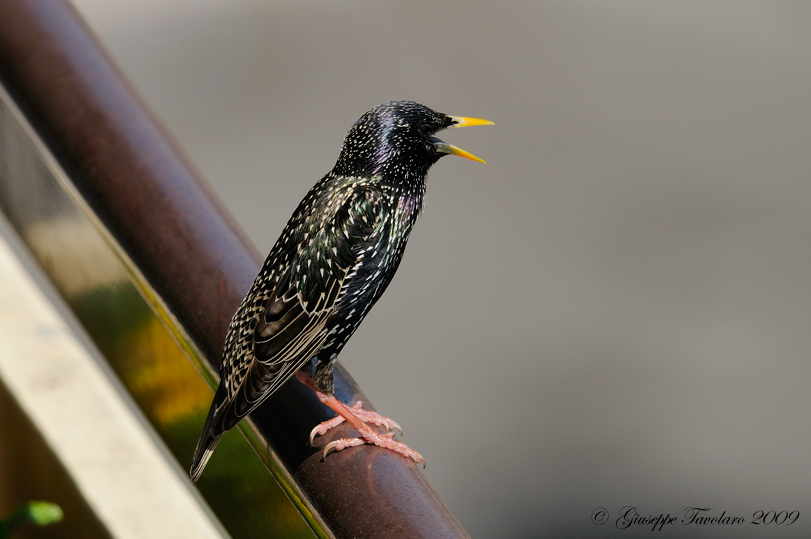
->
xmin=309 ymin=400 xmax=421 ymax=465
xmin=323 ymin=429 xmax=424 ymax=468
xmin=295 ymin=369 xmax=424 ymax=467
xmin=297 ymin=370 xmax=424 ymax=466
xmin=308 ymin=400 xmax=403 ymax=443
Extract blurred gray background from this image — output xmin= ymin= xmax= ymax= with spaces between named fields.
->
xmin=69 ymin=1 xmax=811 ymax=537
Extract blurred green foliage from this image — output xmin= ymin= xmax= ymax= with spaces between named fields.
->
xmin=0 ymin=501 xmax=63 ymax=538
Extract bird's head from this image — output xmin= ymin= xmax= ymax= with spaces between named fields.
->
xmin=333 ymin=101 xmax=492 ymax=180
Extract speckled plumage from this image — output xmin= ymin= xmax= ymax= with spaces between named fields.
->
xmin=191 ymin=101 xmax=489 ymax=481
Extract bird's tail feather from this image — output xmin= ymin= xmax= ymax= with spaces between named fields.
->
xmin=190 ymin=432 xmax=222 ymax=482
xmin=190 ymin=383 xmax=229 ymax=482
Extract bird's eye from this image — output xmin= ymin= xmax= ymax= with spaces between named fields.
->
xmin=417 ymin=123 xmax=432 ymax=137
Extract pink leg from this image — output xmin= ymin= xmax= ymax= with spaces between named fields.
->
xmin=296 ymin=372 xmax=425 ymax=467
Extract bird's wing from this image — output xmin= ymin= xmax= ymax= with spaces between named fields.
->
xmin=219 ymin=186 xmax=386 ymax=431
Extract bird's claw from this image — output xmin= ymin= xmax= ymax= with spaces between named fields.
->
xmin=309 ymin=402 xmax=403 ymax=444
xmin=320 ymin=432 xmax=426 ymax=468
xmin=351 ymin=403 xmax=403 ymax=436
xmin=310 ymin=395 xmax=424 ymax=466
xmin=309 ymin=415 xmax=346 ymax=444
xmin=322 ymin=437 xmax=365 ymax=459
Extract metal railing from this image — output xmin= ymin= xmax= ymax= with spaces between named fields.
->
xmin=0 ymin=0 xmax=470 ymax=537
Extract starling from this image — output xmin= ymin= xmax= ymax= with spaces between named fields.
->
xmin=190 ymin=101 xmax=492 ymax=482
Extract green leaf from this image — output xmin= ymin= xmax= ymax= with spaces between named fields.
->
xmin=26 ymin=502 xmax=63 ymax=526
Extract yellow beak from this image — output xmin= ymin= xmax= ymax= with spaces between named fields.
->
xmin=436 ymin=115 xmax=494 ymax=163
xmin=448 ymin=116 xmax=495 ymax=129
xmin=433 ymin=141 xmax=488 ymax=164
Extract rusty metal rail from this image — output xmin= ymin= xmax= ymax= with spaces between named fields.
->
xmin=0 ymin=0 xmax=469 ymax=537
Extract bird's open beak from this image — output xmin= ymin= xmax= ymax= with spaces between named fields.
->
xmin=434 ymin=115 xmax=494 ymax=164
